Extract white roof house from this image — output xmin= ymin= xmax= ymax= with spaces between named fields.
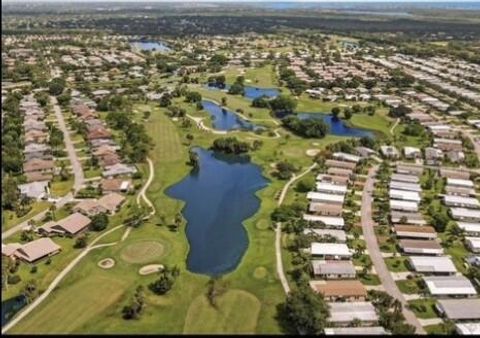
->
xmin=18 ymin=181 xmax=49 ymax=200
xmin=447 ymin=178 xmax=475 ymax=189
xmin=389 ymin=181 xmax=422 ymax=193
xmin=456 ymin=222 xmax=480 ymax=236
xmin=403 ymin=146 xmax=422 ymax=159
xmin=303 ymin=214 xmax=345 ymax=228
xmin=391 ymin=173 xmax=419 ymax=184
xmin=324 ymin=327 xmax=388 ymax=335
xmin=423 ymin=275 xmax=477 ymax=297
xmin=307 ymin=192 xmax=344 ymax=205
xmin=409 ymin=256 xmax=457 ymax=274
xmin=455 ymin=323 xmax=480 ymax=335
xmin=465 ymin=237 xmax=480 ymax=253
xmin=444 ymin=195 xmax=480 ymax=209
xmin=380 ymin=145 xmax=399 ymax=158
xmin=332 ymin=152 xmax=360 ymax=163
xmin=450 ymin=208 xmax=480 ymax=222
xmin=389 ymin=189 xmax=421 ymax=203
xmin=390 ymin=199 xmax=418 ymax=212
xmin=328 ymin=302 xmax=378 ymax=324
xmin=304 ymin=229 xmax=347 ymax=242
xmin=316 ymin=182 xmax=348 ymax=195
xmin=311 ymin=243 xmax=352 ymax=259
xmin=437 ymin=298 xmax=480 ymax=320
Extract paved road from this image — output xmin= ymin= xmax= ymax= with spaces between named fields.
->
xmin=275 ymin=163 xmax=318 ymax=295
xmin=361 ymin=166 xmax=425 ymax=334
xmin=51 ymin=96 xmax=85 ymax=193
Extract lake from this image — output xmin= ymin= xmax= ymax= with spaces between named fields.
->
xmin=201 ymin=100 xmax=258 ymax=131
xmin=131 ymin=41 xmax=171 ymax=52
xmin=297 ymin=113 xmax=373 ymax=138
xmin=166 ymin=148 xmax=268 ymax=276
xmin=206 ymin=84 xmax=280 ymax=100
xmin=2 ymin=296 xmax=26 ymax=327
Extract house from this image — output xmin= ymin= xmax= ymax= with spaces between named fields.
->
xmin=434 ymin=138 xmax=463 ymax=152
xmin=23 ymin=159 xmax=55 ymax=174
xmin=332 ymin=152 xmax=360 ymax=163
xmin=396 ymin=164 xmax=423 ymax=176
xmin=390 ymin=199 xmax=418 ymax=212
xmin=436 ymin=298 xmax=480 ymax=321
xmin=307 ymin=192 xmax=345 ymax=205
xmin=23 ymin=143 xmax=52 ymax=161
xmin=398 ymin=239 xmax=444 ymax=255
xmin=324 ymin=327 xmax=388 ymax=335
xmin=38 ymin=212 xmax=92 ymax=237
xmin=310 ymin=280 xmax=367 ymax=301
xmin=317 ymin=174 xmax=350 ymax=186
xmin=443 ymin=195 xmax=480 ymax=209
xmin=391 ymin=211 xmax=426 ymax=225
xmin=445 ymin=185 xmax=476 ymax=197
xmin=465 ymin=237 xmax=480 ymax=253
xmin=308 ymin=203 xmax=343 ymax=217
xmin=456 ymin=222 xmax=480 ymax=236
xmin=87 ymin=128 xmax=111 ymax=141
xmin=311 ymin=243 xmax=352 ymax=260
xmin=325 ymin=159 xmax=356 ymax=170
xmin=25 ymin=130 xmax=47 ymax=144
xmin=389 ymin=189 xmax=421 ymax=203
xmin=304 ymin=229 xmax=347 ymax=242
xmin=25 ymin=171 xmax=53 ymax=183
xmin=408 ymin=256 xmax=457 ymax=275
xmin=303 ymin=215 xmax=345 ymax=229
xmin=380 ymin=145 xmax=399 ymax=159
xmin=455 ymin=323 xmax=480 ymax=335
xmin=450 ymin=208 xmax=480 ymax=222
xmin=327 ymin=167 xmax=353 ymax=178
xmin=355 ymin=146 xmax=377 ymax=159
xmin=447 ymin=150 xmax=465 ymax=164
xmin=102 ymin=163 xmax=137 ymax=178
xmin=98 ymin=193 xmax=126 ymax=214
xmin=423 ymin=275 xmax=477 ymax=298
xmin=11 ymin=238 xmax=61 ymax=263
xmin=1 ymin=243 xmax=23 ymax=258
xmin=328 ymin=302 xmax=378 ymax=326
xmin=18 ymin=181 xmax=49 ymax=200
xmin=389 ymin=181 xmax=422 ymax=193
xmin=425 ymin=147 xmax=443 ymax=165
xmin=440 ymin=168 xmax=470 ymax=180
xmin=394 ymin=225 xmax=437 ymax=240
xmin=316 ymin=182 xmax=348 ymax=195
xmin=311 ymin=260 xmax=356 ymax=279
xmin=403 ymin=147 xmax=422 ymax=159
xmin=74 ymin=199 xmax=108 ymax=216
xmin=391 ymin=173 xmax=419 ymax=184
xmin=100 ymin=178 xmax=133 ymax=194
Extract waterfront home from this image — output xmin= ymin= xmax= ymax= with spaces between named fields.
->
xmin=398 ymin=239 xmax=444 ymax=256
xmin=327 ymin=302 xmax=378 ymax=326
xmin=310 ymin=243 xmax=352 ymax=260
xmin=310 ymin=280 xmax=367 ymax=302
xmin=311 ymin=260 xmax=356 ymax=279
xmin=393 ymin=225 xmax=437 ymax=240
xmin=408 ymin=256 xmax=457 ymax=275
xmin=38 ymin=212 xmax=92 ymax=237
xmin=423 ymin=276 xmax=477 ymax=297
xmin=436 ymin=298 xmax=480 ymax=321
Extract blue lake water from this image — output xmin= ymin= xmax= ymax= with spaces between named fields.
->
xmin=131 ymin=41 xmax=171 ymax=52
xmin=2 ymin=296 xmax=26 ymax=327
xmin=201 ymin=100 xmax=258 ymax=131
xmin=206 ymin=84 xmax=279 ymax=100
xmin=297 ymin=113 xmax=373 ymax=138
xmin=166 ymin=148 xmax=269 ymax=276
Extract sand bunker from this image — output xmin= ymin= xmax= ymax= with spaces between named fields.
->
xmin=98 ymin=258 xmax=115 ymax=269
xmin=306 ymin=149 xmax=320 ymax=157
xmin=139 ymin=264 xmax=164 ymax=275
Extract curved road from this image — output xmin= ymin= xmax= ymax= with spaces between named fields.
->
xmin=275 ymin=162 xmax=318 ymax=295
xmin=2 ymin=157 xmax=156 ymax=334
xmin=361 ymin=166 xmax=425 ymax=334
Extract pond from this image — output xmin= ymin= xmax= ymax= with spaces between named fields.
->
xmin=2 ymin=296 xmax=26 ymax=327
xmin=166 ymin=148 xmax=269 ymax=276
xmin=206 ymin=84 xmax=279 ymax=100
xmin=130 ymin=41 xmax=171 ymax=52
xmin=201 ymin=100 xmax=258 ymax=131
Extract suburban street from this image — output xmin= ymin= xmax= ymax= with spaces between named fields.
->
xmin=361 ymin=165 xmax=426 ymax=334
xmin=51 ymin=96 xmax=85 ymax=193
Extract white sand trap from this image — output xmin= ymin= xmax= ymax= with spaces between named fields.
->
xmin=139 ymin=264 xmax=164 ymax=276
xmin=306 ymin=149 xmax=320 ymax=157
xmin=98 ymin=258 xmax=115 ymax=269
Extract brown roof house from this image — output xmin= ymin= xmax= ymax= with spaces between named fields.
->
xmin=100 ymin=178 xmax=133 ymax=194
xmin=98 ymin=192 xmax=126 ymax=214
xmin=310 ymin=280 xmax=367 ymax=302
xmin=12 ymin=238 xmax=61 ymax=263
xmin=74 ymin=199 xmax=108 ymax=217
xmin=38 ymin=212 xmax=92 ymax=237
xmin=23 ymin=159 xmax=55 ymax=174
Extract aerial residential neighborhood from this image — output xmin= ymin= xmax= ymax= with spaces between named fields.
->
xmin=1 ymin=0 xmax=480 ymax=335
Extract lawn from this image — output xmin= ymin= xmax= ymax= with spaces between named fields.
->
xmin=396 ymin=278 xmax=423 ymax=294
xmin=385 ymin=256 xmax=410 ymax=272
xmin=407 ymin=299 xmax=439 ymax=319
xmin=50 ymin=178 xmax=74 ymax=197
xmin=84 ymin=168 xmax=103 ymax=179
xmin=2 ymin=201 xmax=51 ymax=232
xmin=359 ymin=274 xmax=381 ymax=286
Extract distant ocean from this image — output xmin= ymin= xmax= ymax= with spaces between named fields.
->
xmin=256 ymin=2 xmax=480 ymax=11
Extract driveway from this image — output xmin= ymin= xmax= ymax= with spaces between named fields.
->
xmin=361 ymin=166 xmax=425 ymax=334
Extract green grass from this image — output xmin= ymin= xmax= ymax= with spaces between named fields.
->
xmin=183 ymin=289 xmax=261 ymax=334
xmin=50 ymin=178 xmax=74 ymax=197
xmin=120 ymin=240 xmax=166 ymax=264
xmin=407 ymin=299 xmax=439 ymax=319
xmin=84 ymin=168 xmax=103 ymax=179
xmin=396 ymin=278 xmax=422 ymax=294
xmin=2 ymin=201 xmax=51 ymax=231
xmin=359 ymin=274 xmax=381 ymax=286
xmin=385 ymin=256 xmax=410 ymax=272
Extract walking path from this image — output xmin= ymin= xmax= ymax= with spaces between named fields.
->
xmin=361 ymin=166 xmax=425 ymax=334
xmin=275 ymin=162 xmax=318 ymax=295
xmin=390 ymin=118 xmax=400 ymax=135
xmin=2 ymin=158 xmax=156 ymax=334
xmin=186 ymin=114 xmax=228 ymax=135
xmin=51 ymin=96 xmax=85 ymax=192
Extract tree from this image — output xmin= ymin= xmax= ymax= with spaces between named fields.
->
xmin=48 ymin=78 xmax=65 ymax=96
xmin=343 ymin=109 xmax=352 ymax=120
xmin=22 ymin=279 xmax=39 ymax=304
xmin=188 ymin=149 xmax=200 ymax=170
xmin=90 ymin=213 xmax=109 ymax=231
xmin=149 ymin=265 xmax=180 ymax=295
xmin=269 ymin=95 xmax=297 ymax=114
xmin=221 ymin=97 xmax=227 ymax=106
xmin=275 ymin=161 xmax=297 ymax=180
xmin=206 ymin=277 xmax=228 ymax=308
xmin=281 ymin=286 xmax=329 ymax=334
xmin=2 ymin=175 xmax=20 ymax=210
xmin=185 ymin=91 xmax=202 ymax=103
xmin=122 ymin=285 xmax=145 ymax=320
xmin=74 ymin=233 xmax=89 ymax=248
xmin=282 ymin=116 xmax=329 ymax=138
xmin=331 ymin=107 xmax=341 ymax=118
